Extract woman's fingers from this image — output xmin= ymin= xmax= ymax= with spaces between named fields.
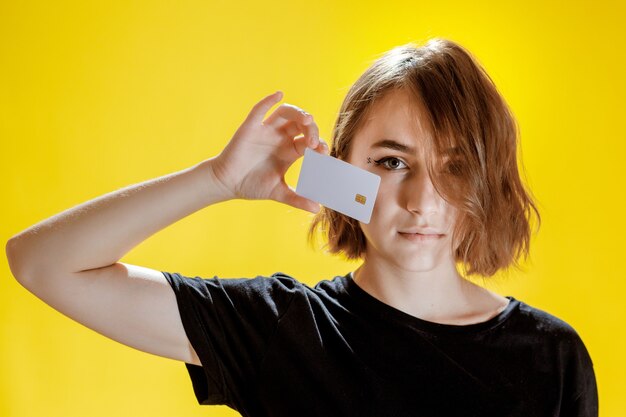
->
xmin=265 ymin=103 xmax=320 ymax=147
xmin=246 ymin=92 xmax=321 ymax=149
xmin=219 ymin=91 xmax=329 ymax=206
xmin=316 ymin=138 xmax=330 ymax=155
xmin=292 ymin=136 xmax=330 ymax=157
xmin=245 ymin=91 xmax=284 ymax=125
xmin=272 ymin=183 xmax=320 ymax=214
xmin=281 ymin=121 xmax=324 ymax=149
xmin=264 ymin=103 xmax=311 ymax=128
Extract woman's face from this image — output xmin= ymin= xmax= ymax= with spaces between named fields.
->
xmin=346 ymin=88 xmax=458 ymax=272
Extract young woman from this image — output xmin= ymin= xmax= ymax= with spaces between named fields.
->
xmin=6 ymin=38 xmax=597 ymax=416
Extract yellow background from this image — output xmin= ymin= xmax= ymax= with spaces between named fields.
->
xmin=2 ymin=1 xmax=624 ymax=416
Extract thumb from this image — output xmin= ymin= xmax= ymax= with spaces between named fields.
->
xmin=246 ymin=91 xmax=284 ymax=125
xmin=273 ymin=183 xmax=320 ymax=214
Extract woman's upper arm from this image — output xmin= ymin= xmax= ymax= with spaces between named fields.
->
xmin=15 ymin=261 xmax=201 ymax=366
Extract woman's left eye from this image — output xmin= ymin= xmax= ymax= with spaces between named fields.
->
xmin=373 ymin=157 xmax=408 ymax=170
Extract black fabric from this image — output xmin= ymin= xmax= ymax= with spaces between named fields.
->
xmin=162 ymin=271 xmax=598 ymax=417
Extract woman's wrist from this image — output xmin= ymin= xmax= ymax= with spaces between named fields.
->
xmin=191 ymin=157 xmax=236 ymax=206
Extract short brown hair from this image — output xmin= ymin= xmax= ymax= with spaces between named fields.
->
xmin=308 ymin=37 xmax=541 ymax=278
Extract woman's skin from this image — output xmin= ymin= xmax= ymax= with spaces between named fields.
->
xmin=6 ymin=89 xmax=507 ymax=374
xmin=347 ymin=88 xmax=510 ymax=324
xmin=6 ymin=91 xmax=325 ymax=367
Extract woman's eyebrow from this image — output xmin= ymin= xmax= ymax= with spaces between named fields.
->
xmin=370 ymin=139 xmax=416 ymax=154
xmin=371 ymin=139 xmax=460 ymax=156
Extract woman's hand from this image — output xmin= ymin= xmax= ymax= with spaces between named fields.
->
xmin=209 ymin=91 xmax=329 ymax=213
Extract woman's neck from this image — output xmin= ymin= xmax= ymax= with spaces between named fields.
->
xmin=351 ymin=256 xmax=509 ymax=325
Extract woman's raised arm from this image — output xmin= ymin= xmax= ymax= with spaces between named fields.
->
xmin=5 ymin=90 xmax=328 ymax=365
xmin=7 ymin=158 xmax=227 ymax=278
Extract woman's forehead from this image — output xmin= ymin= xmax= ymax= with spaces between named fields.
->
xmin=354 ymin=91 xmax=433 ymax=153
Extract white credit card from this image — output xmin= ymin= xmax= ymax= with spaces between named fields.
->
xmin=296 ymin=147 xmax=381 ymax=224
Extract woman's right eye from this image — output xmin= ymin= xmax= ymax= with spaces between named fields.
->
xmin=373 ymin=157 xmax=408 ymax=171
xmin=445 ymin=161 xmax=464 ymax=176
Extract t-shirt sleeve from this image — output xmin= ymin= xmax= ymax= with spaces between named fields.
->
xmin=161 ymin=271 xmax=299 ymax=408
xmin=561 ymin=329 xmax=599 ymax=416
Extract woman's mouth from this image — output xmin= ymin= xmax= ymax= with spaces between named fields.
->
xmin=398 ymin=232 xmax=444 ymax=242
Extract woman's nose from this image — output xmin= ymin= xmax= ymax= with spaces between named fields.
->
xmin=404 ymin=170 xmax=440 ymax=215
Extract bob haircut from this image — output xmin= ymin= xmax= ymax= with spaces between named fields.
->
xmin=308 ymin=37 xmax=541 ymax=278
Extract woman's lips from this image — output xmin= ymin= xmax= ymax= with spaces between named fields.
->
xmin=398 ymin=232 xmax=444 ymax=242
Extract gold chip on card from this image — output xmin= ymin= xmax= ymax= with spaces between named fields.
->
xmin=355 ymin=194 xmax=367 ymax=205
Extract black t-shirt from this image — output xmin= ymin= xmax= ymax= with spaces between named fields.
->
xmin=162 ymin=271 xmax=598 ymax=417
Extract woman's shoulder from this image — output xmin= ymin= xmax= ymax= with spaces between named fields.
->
xmin=208 ymin=271 xmax=349 ymax=300
xmin=249 ymin=271 xmax=346 ymax=290
xmin=510 ymin=298 xmax=587 ymax=344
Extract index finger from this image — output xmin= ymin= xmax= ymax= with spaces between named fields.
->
xmin=245 ymin=91 xmax=284 ymax=125
xmin=264 ymin=104 xmax=320 ymax=147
